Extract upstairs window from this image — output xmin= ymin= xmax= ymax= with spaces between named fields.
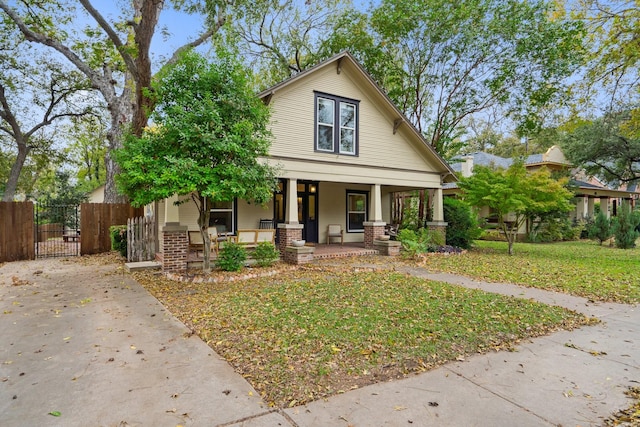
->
xmin=315 ymin=92 xmax=359 ymax=155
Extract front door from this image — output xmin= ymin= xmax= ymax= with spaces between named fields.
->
xmin=297 ymin=181 xmax=318 ymax=243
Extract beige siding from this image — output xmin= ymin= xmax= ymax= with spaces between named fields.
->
xmin=237 ymin=201 xmax=274 ymax=230
xmin=267 ymin=61 xmax=445 ymax=181
xmin=317 ymin=182 xmax=393 ymax=244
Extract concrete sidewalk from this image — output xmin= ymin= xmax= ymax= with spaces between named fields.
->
xmin=1 ymin=258 xmax=638 ymax=426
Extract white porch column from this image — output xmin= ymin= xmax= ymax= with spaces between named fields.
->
xmin=587 ymin=197 xmax=595 ymax=219
xmin=278 ymin=179 xmax=304 ymax=256
xmin=286 ymin=178 xmax=299 ymax=224
xmin=370 ymin=184 xmax=383 ymax=222
xmin=575 ymin=196 xmax=587 ymax=219
xmin=432 ymin=188 xmax=444 ymax=222
xmin=164 ymin=194 xmax=180 ymax=224
xmin=600 ymin=197 xmax=610 ymax=219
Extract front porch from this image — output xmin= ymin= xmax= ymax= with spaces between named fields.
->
xmin=186 ymin=242 xmax=380 ymax=266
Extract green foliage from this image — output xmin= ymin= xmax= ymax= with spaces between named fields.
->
xmin=109 ymin=225 xmax=127 ymax=257
xmin=313 ymin=0 xmax=586 ymax=156
xmin=443 ymin=197 xmax=482 ymax=249
xmin=459 ymin=161 xmax=573 ymax=254
xmin=529 ymin=217 xmax=583 ymax=243
xmin=574 ymin=1 xmax=640 ymax=113
xmin=612 ymin=204 xmax=640 ymax=249
xmin=400 ymin=196 xmax=422 ymax=231
xmin=253 ymin=242 xmax=280 ymax=267
xmin=424 ymin=240 xmax=640 ymax=304
xmin=216 ymin=242 xmax=247 ymax=272
xmin=116 ymin=49 xmax=277 ymax=208
xmin=397 ymin=227 xmax=445 ymax=257
xmin=115 ymin=49 xmax=278 ymax=272
xmin=588 ymin=211 xmax=613 ymax=245
xmin=561 ymin=110 xmax=640 ymax=185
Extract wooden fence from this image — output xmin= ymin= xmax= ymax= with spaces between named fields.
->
xmin=0 ymin=202 xmax=35 ymax=262
xmin=127 ymin=215 xmax=156 ymax=262
xmin=80 ymin=203 xmax=144 ymax=255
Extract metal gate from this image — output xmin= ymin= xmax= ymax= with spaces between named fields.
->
xmin=34 ymin=202 xmax=80 ymax=258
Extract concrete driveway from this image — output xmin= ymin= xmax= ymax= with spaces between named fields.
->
xmin=0 ymin=258 xmax=281 ymax=426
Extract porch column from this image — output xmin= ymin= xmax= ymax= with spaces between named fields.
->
xmin=426 ymin=188 xmax=448 ymax=243
xmin=278 ymin=178 xmax=304 ymax=257
xmin=600 ymin=197 xmax=610 ymax=219
xmin=286 ymin=178 xmax=299 ymax=224
xmin=587 ymin=197 xmax=595 ymax=219
xmin=575 ymin=196 xmax=588 ymax=219
xmin=432 ymin=188 xmax=444 ymax=222
xmin=161 ymin=194 xmax=187 ymax=273
xmin=370 ymin=184 xmax=383 ymax=222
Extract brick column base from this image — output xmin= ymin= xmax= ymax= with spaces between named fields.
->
xmin=373 ymin=239 xmax=401 ymax=256
xmin=284 ymin=246 xmax=315 ymax=264
xmin=277 ymin=224 xmax=303 ymax=257
xmin=427 ymin=221 xmax=448 ymax=245
xmin=363 ymin=221 xmax=386 ymax=249
xmin=161 ymin=224 xmax=188 ymax=273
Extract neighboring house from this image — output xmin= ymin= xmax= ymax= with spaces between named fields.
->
xmin=444 ymin=146 xmax=640 ymax=234
xmin=155 ymin=51 xmax=456 ymax=271
xmin=88 ymin=185 xmax=105 ymax=203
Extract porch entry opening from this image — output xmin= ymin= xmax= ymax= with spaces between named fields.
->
xmin=297 ymin=181 xmax=319 ymax=243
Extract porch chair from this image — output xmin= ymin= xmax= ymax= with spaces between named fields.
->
xmin=259 ymin=218 xmax=274 ymax=229
xmin=208 ymin=227 xmax=228 ymax=254
xmin=327 ymin=224 xmax=344 ymax=245
xmin=188 ymin=231 xmax=205 ymax=256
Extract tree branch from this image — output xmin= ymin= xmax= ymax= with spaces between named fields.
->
xmin=165 ymin=12 xmax=226 ymax=67
xmin=77 ymin=0 xmax=138 ymax=76
xmin=0 ymin=2 xmax=113 ymax=95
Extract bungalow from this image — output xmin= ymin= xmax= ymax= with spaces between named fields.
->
xmin=444 ymin=145 xmax=640 ymax=236
xmin=154 ymin=51 xmax=456 ymax=272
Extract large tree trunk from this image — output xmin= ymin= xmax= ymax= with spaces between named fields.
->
xmin=2 ymin=143 xmax=29 ymax=201
xmin=103 ymin=87 xmax=134 ymax=203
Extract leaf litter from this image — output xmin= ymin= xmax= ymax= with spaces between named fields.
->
xmin=134 ymin=256 xmax=595 ymax=408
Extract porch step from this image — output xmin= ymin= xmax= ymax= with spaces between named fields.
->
xmin=313 ymin=247 xmax=379 ymax=259
xmin=125 ymin=261 xmax=162 ymax=272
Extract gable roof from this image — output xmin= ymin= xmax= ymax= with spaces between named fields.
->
xmin=257 ymin=51 xmax=456 ymax=182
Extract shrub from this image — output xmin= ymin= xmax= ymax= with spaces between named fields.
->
xmin=397 ymin=227 xmax=445 ymax=258
xmin=587 ymin=211 xmax=612 ymax=245
xmin=253 ymin=242 xmax=280 ymax=267
xmin=443 ymin=198 xmax=482 ymax=249
xmin=216 ymin=242 xmax=247 ymax=271
xmin=109 ymin=225 xmax=127 ymax=257
xmin=400 ymin=195 xmax=422 ymax=231
xmin=612 ymin=205 xmax=640 ymax=249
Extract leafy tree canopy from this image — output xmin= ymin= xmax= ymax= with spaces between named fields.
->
xmin=561 ymin=109 xmax=640 ymax=185
xmin=115 ymin=49 xmax=278 ymax=271
xmin=459 ymin=161 xmax=573 ymax=254
xmin=116 ymin=49 xmax=277 ymax=207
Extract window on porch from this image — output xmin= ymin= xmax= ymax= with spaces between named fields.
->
xmin=209 ymin=200 xmax=235 ymax=234
xmin=347 ymin=191 xmax=368 ymax=232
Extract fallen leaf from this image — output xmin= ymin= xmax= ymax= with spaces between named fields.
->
xmin=48 ymin=411 xmax=61 ymax=417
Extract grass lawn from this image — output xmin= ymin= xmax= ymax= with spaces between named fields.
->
xmin=135 ymin=263 xmax=593 ymax=408
xmin=419 ymin=240 xmax=640 ymax=304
